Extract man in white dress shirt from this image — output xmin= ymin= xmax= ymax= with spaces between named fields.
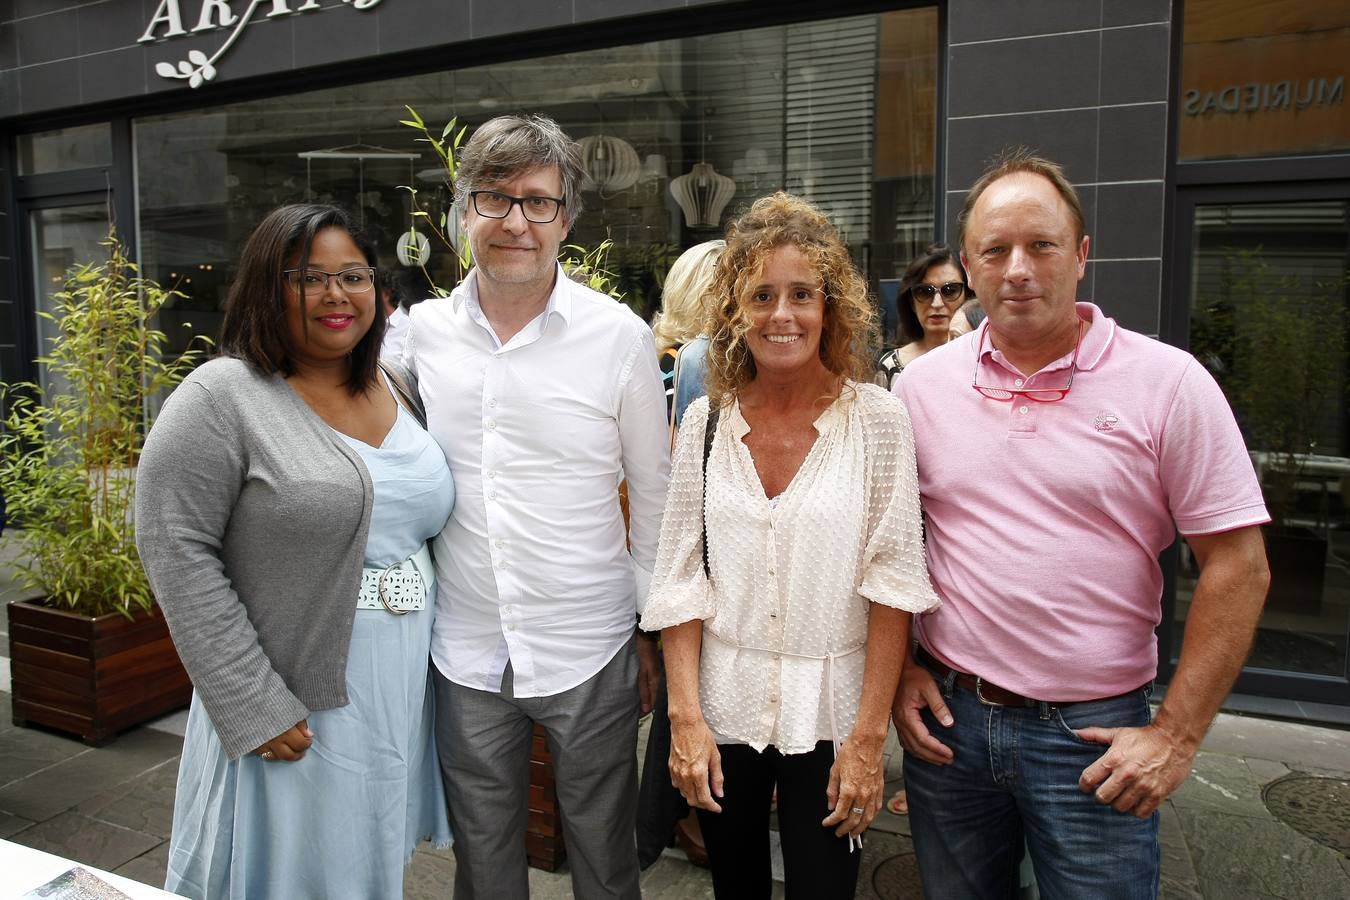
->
xmin=402 ymin=114 xmax=669 ymax=899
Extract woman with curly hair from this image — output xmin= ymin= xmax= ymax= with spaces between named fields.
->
xmin=640 ymin=192 xmax=939 ymax=898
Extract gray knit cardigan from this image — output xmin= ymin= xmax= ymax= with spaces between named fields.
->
xmin=135 ymin=357 xmax=373 ymax=760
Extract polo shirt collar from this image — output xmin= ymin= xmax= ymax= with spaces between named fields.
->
xmin=974 ymin=301 xmax=1115 ymax=375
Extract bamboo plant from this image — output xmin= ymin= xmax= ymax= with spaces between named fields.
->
xmin=0 ymin=235 xmax=210 ymax=618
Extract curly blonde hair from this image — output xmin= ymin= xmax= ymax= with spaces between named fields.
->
xmin=704 ymin=192 xmax=876 ymax=407
xmin=651 ymin=240 xmax=725 ymax=353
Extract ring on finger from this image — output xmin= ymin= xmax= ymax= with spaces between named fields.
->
xmin=850 ymin=806 xmax=865 ymax=815
xmin=260 ymin=749 xmax=275 ymax=760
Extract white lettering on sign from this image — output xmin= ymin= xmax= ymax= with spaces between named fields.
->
xmin=142 ymin=0 xmax=383 ymax=88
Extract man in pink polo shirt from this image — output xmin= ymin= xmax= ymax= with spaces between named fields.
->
xmin=894 ymin=152 xmax=1270 ymax=899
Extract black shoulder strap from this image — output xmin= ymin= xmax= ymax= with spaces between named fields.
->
xmin=377 ymin=359 xmax=426 ymax=428
xmin=701 ymin=404 xmax=720 ymax=578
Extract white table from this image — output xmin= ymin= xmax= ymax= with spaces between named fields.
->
xmin=0 ymin=839 xmax=184 ymax=899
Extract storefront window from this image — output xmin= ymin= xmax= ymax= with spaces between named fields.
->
xmin=1179 ymin=0 xmax=1350 ymax=161
xmin=133 ymin=8 xmax=936 ymax=356
xmin=1182 ymin=200 xmax=1349 ymax=677
xmin=17 ymin=124 xmax=113 ymax=176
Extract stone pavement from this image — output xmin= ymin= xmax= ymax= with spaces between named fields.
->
xmin=2 ymin=532 xmax=1348 ymax=898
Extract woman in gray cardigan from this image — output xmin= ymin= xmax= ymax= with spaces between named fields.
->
xmin=136 ymin=204 xmax=453 ymax=899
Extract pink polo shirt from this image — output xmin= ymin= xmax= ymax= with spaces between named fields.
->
xmin=897 ymin=303 xmax=1268 ymax=700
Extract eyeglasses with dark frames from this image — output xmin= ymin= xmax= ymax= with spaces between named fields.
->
xmin=283 ymin=267 xmax=376 ymax=295
xmin=911 ymin=282 xmax=966 ymax=303
xmin=469 ymin=191 xmax=565 ymax=224
xmin=972 ymin=319 xmax=1084 ymax=403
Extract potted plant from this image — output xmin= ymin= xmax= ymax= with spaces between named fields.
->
xmin=1190 ymin=249 xmax=1348 ymax=613
xmin=0 ymin=234 xmax=209 ymax=744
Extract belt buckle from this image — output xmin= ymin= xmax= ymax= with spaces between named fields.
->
xmin=376 ymin=560 xmax=424 ymax=616
xmin=974 ymin=676 xmax=1001 ymax=706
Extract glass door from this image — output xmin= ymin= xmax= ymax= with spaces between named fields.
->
xmin=25 ymin=199 xmax=113 ymax=395
xmin=1169 ymin=184 xmax=1350 ymax=705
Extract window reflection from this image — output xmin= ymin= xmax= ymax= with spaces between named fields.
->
xmin=1184 ymin=200 xmax=1350 ymax=677
xmin=133 ymin=8 xmax=937 ymax=360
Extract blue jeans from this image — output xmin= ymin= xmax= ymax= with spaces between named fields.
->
xmin=903 ymin=669 xmax=1159 ymax=900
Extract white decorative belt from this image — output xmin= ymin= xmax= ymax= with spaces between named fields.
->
xmin=356 ymin=543 xmax=433 ymax=614
xmin=705 ymin=629 xmax=867 ymax=851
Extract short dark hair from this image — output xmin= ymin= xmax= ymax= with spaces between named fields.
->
xmin=896 ymin=243 xmax=971 ymax=345
xmin=957 ymin=148 xmax=1086 ymax=251
xmin=453 ymin=114 xmax=585 ymax=226
xmin=220 ymin=204 xmax=381 ymax=395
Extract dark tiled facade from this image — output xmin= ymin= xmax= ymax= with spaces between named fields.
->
xmin=942 ymin=2 xmax=1172 ymax=335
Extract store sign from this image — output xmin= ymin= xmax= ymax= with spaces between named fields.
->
xmin=140 ymin=0 xmax=383 ymax=89
xmin=1182 ymin=77 xmax=1344 ymax=116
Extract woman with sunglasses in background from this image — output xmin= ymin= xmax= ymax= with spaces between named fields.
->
xmin=874 ymin=244 xmax=973 ymax=391
xmin=136 ymin=204 xmax=452 ymax=898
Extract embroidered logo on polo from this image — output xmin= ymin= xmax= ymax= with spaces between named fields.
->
xmin=1093 ymin=412 xmax=1120 ymax=433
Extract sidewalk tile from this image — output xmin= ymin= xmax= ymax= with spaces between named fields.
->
xmin=0 ymin=720 xmax=90 ymax=784
xmin=1169 ymin=752 xmax=1271 ymax=820
xmin=1177 ymin=807 xmax=1350 ymax=899
xmin=1202 ymin=715 xmax=1350 ymax=775
xmin=638 ymin=856 xmax=718 ymax=899
xmin=0 ymin=809 xmax=35 ymax=838
xmin=1158 ymin=801 xmax=1201 ymax=898
xmin=112 ymin=840 xmax=170 ymax=888
xmin=1243 ymin=757 xmax=1290 ymax=786
xmin=9 ymin=811 xmax=161 ymax=872
xmin=405 ymin=847 xmax=455 ymax=899
xmin=77 ymin=757 xmax=179 ymax=838
xmin=0 ymin=727 xmax=183 ymax=821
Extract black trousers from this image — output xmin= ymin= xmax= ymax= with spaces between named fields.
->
xmin=696 ymin=741 xmax=862 ymax=900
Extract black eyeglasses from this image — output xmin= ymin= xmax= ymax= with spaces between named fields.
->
xmin=911 ymin=282 xmax=966 ymax=302
xmin=469 ymin=191 xmax=565 ymax=224
xmin=972 ymin=320 xmax=1084 ymax=403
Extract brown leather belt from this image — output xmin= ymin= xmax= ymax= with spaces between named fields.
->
xmin=914 ymin=645 xmax=1143 ymax=709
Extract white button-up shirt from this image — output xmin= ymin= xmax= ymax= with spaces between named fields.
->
xmin=641 ymin=384 xmax=938 ymax=754
xmin=405 ymin=266 xmax=670 ymax=697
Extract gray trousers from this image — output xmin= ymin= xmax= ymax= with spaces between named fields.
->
xmin=433 ymin=636 xmax=641 ymax=900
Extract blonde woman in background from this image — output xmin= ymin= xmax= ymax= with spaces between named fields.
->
xmin=653 ymin=240 xmax=726 ymax=432
xmin=638 ymin=239 xmax=725 ymax=869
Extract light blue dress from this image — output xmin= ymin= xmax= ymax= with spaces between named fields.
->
xmin=165 ymin=398 xmax=454 ymax=900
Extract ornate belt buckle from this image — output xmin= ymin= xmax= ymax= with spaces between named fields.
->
xmin=376 ymin=561 xmax=425 ymax=615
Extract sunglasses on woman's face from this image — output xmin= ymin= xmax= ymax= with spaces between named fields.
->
xmin=911 ymin=282 xmax=966 ymax=302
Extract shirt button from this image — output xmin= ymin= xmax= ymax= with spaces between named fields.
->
xmin=495 ymin=539 xmax=505 ymax=549
xmin=1015 ymin=378 xmax=1024 ymax=387
xmin=1019 ymin=405 xmax=1029 ymax=415
xmin=497 ymin=560 xmax=507 ymax=569
xmin=507 ymin=624 xmax=517 ymax=631
xmin=489 ymin=491 xmax=498 ymax=501
xmin=769 ymin=695 xmax=779 ymax=704
xmin=487 ymin=420 xmax=497 ymax=431
xmin=488 ymin=397 xmax=498 ymax=407
xmin=486 ymin=470 xmax=496 ymax=479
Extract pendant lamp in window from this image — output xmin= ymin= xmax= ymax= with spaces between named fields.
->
xmin=578 ymin=134 xmax=642 ymax=195
xmin=670 ymin=161 xmax=735 ymax=229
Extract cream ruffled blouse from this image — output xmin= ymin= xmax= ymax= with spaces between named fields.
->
xmin=641 ymin=381 xmax=939 ymax=755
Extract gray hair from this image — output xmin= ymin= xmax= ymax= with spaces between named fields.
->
xmin=453 ymin=114 xmax=585 ymax=226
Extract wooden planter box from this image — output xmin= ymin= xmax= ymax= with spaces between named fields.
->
xmin=527 ymin=723 xmax=567 ymax=871
xmin=7 ymin=599 xmax=192 ymax=746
